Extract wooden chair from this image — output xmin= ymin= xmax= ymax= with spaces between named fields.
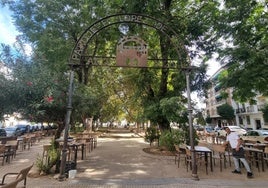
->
xmin=19 ymin=137 xmax=31 ymax=151
xmin=263 ymin=147 xmax=268 ymax=169
xmin=185 ymin=147 xmax=192 ymax=172
xmin=0 ymin=163 xmax=33 ymax=188
xmin=94 ymin=136 xmax=98 ymax=148
xmin=0 ymin=179 xmax=20 ymax=188
xmin=224 ymin=145 xmax=232 ymax=167
xmin=0 ymin=145 xmax=10 ymax=166
xmin=71 ymin=139 xmax=85 ymax=160
xmin=5 ymin=141 xmax=19 ymax=159
xmin=42 ymin=145 xmax=51 ymax=165
xmin=245 ymin=148 xmax=263 ymax=172
xmin=211 ymin=144 xmax=227 ymax=172
xmin=174 ymin=144 xmax=186 ymax=168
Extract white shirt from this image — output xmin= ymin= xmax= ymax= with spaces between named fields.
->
xmin=226 ymin=132 xmax=240 ymax=149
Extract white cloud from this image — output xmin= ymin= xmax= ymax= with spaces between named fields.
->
xmin=207 ymin=59 xmax=220 ymax=77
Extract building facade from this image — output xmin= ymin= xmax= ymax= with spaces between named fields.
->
xmin=205 ymin=67 xmax=268 ymax=130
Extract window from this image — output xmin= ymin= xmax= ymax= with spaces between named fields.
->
xmin=246 ymin=116 xmax=250 ymax=124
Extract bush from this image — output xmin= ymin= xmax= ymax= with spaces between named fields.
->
xmin=159 ymin=129 xmax=184 ymax=151
xmin=144 ymin=126 xmax=160 ymax=146
xmin=35 ymin=139 xmax=60 ymax=174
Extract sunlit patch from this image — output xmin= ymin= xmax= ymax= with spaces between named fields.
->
xmin=17 ymin=159 xmax=31 ymax=163
xmin=84 ymin=168 xmax=109 ymax=176
xmin=131 ymin=169 xmax=146 ymax=175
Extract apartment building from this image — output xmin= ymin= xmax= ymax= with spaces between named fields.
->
xmin=205 ymin=67 xmax=268 ymax=130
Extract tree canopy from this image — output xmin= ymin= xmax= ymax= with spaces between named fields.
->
xmin=217 ymin=103 xmax=235 ymax=124
xmin=216 ymin=0 xmax=268 ymax=102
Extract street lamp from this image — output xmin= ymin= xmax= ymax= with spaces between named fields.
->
xmin=182 ymin=66 xmax=199 ymax=181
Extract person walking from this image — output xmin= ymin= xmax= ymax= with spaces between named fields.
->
xmin=223 ymin=127 xmax=253 ymax=178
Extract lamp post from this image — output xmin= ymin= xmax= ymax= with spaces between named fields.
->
xmin=58 ymin=69 xmax=74 ymax=181
xmin=183 ymin=66 xmax=199 ymax=181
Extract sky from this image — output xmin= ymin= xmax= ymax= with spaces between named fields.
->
xmin=0 ymin=6 xmax=20 ymax=45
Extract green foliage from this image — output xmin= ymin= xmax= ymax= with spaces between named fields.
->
xmin=181 ymin=124 xmax=199 ymax=146
xmin=205 ymin=116 xmax=212 ymax=124
xmin=144 ymin=126 xmax=160 ymax=145
xmin=159 ymin=129 xmax=185 ymax=151
xmin=217 ymin=0 xmax=268 ymax=101
xmin=217 ymin=104 xmax=235 ymax=121
xmin=160 ymin=97 xmax=188 ymax=123
xmin=195 ymin=111 xmax=206 ymax=125
xmin=159 ymin=124 xmax=199 ymax=151
xmin=35 ymin=140 xmax=60 ymax=174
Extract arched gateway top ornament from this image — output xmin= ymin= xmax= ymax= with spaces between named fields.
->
xmin=116 ymin=36 xmax=148 ymax=67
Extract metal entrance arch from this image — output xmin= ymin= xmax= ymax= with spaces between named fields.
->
xmin=70 ymin=13 xmax=186 ymax=68
xmin=60 ymin=13 xmax=198 ymax=181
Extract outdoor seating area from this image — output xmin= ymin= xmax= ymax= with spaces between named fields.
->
xmin=49 ymin=132 xmax=98 ymax=169
xmin=175 ymin=139 xmax=268 ymax=176
xmin=0 ymin=131 xmax=51 ymax=167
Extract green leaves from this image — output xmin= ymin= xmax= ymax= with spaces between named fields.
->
xmin=217 ymin=103 xmax=235 ymax=121
xmin=216 ymin=0 xmax=268 ymax=101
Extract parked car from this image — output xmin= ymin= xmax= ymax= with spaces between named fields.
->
xmin=204 ymin=126 xmax=215 ymax=136
xmin=193 ymin=125 xmax=204 ymax=131
xmin=217 ymin=125 xmax=247 ymax=137
xmin=5 ymin=127 xmax=23 ymax=137
xmin=240 ymin=130 xmax=268 ymax=143
xmin=15 ymin=124 xmax=30 ymax=134
xmin=0 ymin=128 xmax=7 ymax=137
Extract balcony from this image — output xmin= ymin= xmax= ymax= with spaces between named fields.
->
xmin=257 ymin=104 xmax=265 ymax=111
xmin=236 ymin=108 xmax=246 ymax=114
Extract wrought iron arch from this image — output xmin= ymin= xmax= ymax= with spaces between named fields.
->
xmin=69 ymin=13 xmax=189 ymax=69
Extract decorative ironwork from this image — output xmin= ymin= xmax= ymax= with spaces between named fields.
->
xmin=69 ymin=13 xmax=187 ymax=69
xmin=116 ymin=36 xmax=148 ymax=67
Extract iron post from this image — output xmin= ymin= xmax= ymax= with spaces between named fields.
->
xmin=58 ymin=69 xmax=74 ymax=181
xmin=184 ymin=67 xmax=199 ymax=181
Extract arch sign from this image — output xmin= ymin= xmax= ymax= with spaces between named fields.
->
xmin=116 ymin=36 xmax=148 ymax=67
xmin=69 ymin=13 xmax=188 ymax=69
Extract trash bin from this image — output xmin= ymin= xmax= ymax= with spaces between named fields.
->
xmin=65 ymin=160 xmax=76 ymax=174
xmin=68 ymin=169 xmax=77 ymax=178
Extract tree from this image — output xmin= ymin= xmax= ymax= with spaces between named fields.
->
xmin=195 ymin=110 xmax=206 ymax=126
xmin=216 ymin=0 xmax=268 ymax=102
xmin=217 ymin=104 xmax=235 ymax=125
xmin=0 ymin=41 xmax=70 ymax=137
xmin=205 ymin=116 xmax=212 ymax=124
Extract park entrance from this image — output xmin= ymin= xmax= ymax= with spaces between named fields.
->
xmin=59 ymin=13 xmax=199 ymax=180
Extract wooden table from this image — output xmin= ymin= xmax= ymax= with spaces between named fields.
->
xmin=244 ymin=143 xmax=267 ymax=151
xmin=68 ymin=142 xmax=85 ymax=161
